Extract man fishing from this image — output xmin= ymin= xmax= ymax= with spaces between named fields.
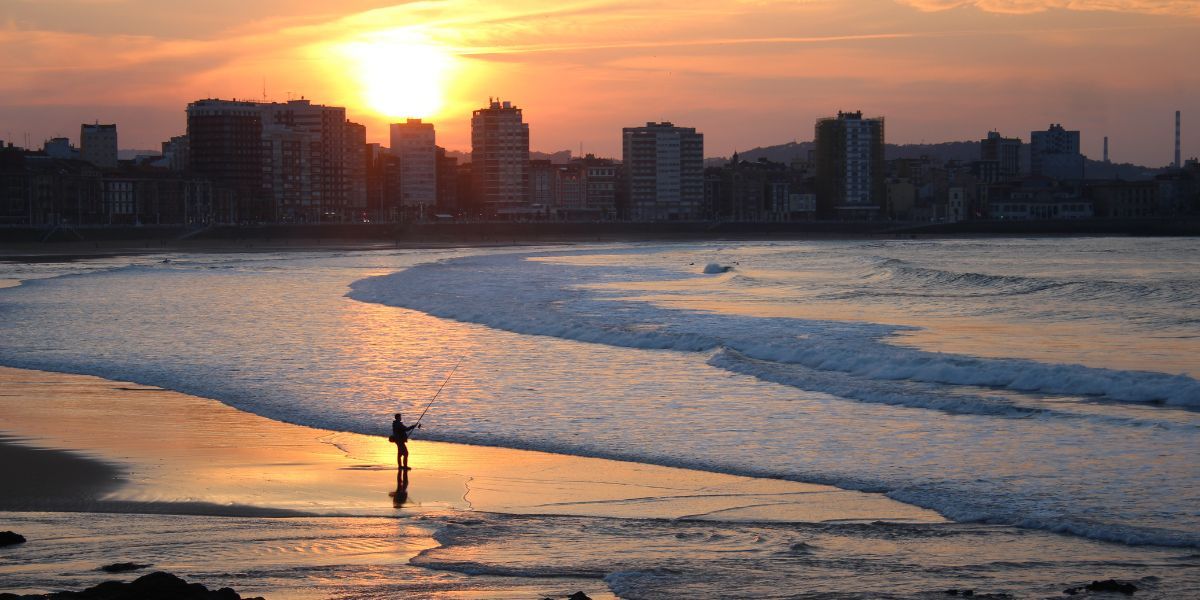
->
xmin=390 ymin=413 xmax=420 ymax=470
xmin=390 ymin=356 xmax=463 ymax=474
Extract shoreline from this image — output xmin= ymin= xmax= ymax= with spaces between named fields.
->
xmin=2 ymin=217 xmax=1198 ymax=258
xmin=0 ymin=365 xmax=943 ymax=522
xmin=2 ymin=370 xmax=1194 ymax=597
xmin=0 ymin=364 xmax=940 ymax=597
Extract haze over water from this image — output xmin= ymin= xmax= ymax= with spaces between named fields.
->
xmin=1 ymin=237 xmax=1198 ymax=596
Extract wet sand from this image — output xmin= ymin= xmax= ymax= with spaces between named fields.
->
xmin=0 ymin=366 xmax=941 ymax=597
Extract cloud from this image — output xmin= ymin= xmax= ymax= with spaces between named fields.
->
xmin=0 ymin=0 xmax=1195 ymax=164
xmin=896 ymin=0 xmax=1200 ymax=16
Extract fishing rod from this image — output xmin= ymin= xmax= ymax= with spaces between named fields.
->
xmin=414 ymin=355 xmax=464 ymax=426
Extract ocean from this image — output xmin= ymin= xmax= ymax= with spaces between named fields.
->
xmin=1 ymin=237 xmax=1197 ymax=598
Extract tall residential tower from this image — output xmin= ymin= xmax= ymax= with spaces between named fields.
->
xmin=80 ymin=123 xmax=118 ymax=169
xmin=814 ymin=111 xmax=885 ymax=219
xmin=471 ymin=99 xmax=530 ymax=217
xmin=1030 ymin=124 xmax=1083 ymax=180
xmin=390 ymin=118 xmax=437 ymax=215
xmin=622 ymin=122 xmax=704 ymax=221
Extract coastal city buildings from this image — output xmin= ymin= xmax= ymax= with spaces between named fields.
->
xmin=390 ymin=119 xmax=437 ymax=217
xmin=560 ymin=154 xmax=618 ymax=219
xmin=814 ymin=111 xmax=885 ymax=219
xmin=622 ymin=121 xmax=704 ymax=221
xmin=186 ymin=99 xmax=266 ymax=222
xmin=2 ymin=99 xmax=1197 ymax=228
xmin=187 ymin=98 xmax=366 ymax=223
xmin=471 ymin=99 xmax=531 ymax=217
xmin=980 ymin=131 xmax=1023 ymax=181
xmin=80 ymin=124 xmax=118 ymax=170
xmin=1031 ymin=124 xmax=1084 ymax=181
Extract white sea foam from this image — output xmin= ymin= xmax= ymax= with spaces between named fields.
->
xmin=347 ymin=252 xmax=1200 ymax=409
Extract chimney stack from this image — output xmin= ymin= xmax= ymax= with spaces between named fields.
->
xmin=1176 ymin=111 xmax=1182 ymax=169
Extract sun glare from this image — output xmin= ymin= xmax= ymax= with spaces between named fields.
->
xmin=338 ymin=31 xmax=455 ymax=120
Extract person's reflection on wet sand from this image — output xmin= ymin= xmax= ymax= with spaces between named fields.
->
xmin=390 ymin=467 xmax=409 ymax=508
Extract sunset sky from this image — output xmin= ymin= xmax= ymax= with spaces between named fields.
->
xmin=1 ymin=0 xmax=1196 ymax=165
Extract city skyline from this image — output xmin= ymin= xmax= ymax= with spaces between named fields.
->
xmin=1 ymin=1 xmax=1197 ymax=165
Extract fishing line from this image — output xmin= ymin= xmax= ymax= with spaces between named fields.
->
xmin=414 ymin=355 xmax=464 ymax=426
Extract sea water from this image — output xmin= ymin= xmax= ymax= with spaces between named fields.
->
xmin=1 ymin=238 xmax=1197 ymax=597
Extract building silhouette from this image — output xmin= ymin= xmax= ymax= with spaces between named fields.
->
xmin=80 ymin=124 xmax=118 ymax=169
xmin=557 ymin=154 xmax=618 ymax=220
xmin=187 ymin=98 xmax=365 ymax=223
xmin=1031 ymin=124 xmax=1083 ymax=180
xmin=259 ymin=99 xmax=357 ymax=222
xmin=43 ymin=137 xmax=79 ymax=160
xmin=622 ymin=122 xmax=704 ymax=221
xmin=471 ymin=99 xmax=530 ymax=217
xmin=186 ymin=100 xmax=266 ymax=222
xmin=980 ymin=131 xmax=1022 ymax=181
xmin=390 ymin=119 xmax=437 ymax=217
xmin=344 ymin=121 xmax=368 ymax=221
xmin=814 ymin=111 xmax=885 ymax=219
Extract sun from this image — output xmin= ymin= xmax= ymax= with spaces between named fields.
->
xmin=338 ymin=30 xmax=456 ymax=120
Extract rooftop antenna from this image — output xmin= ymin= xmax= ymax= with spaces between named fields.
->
xmin=262 ymin=76 xmax=267 ymax=102
xmin=1103 ymin=136 xmax=1109 ymax=163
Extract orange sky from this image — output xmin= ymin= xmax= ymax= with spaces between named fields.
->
xmin=1 ymin=0 xmax=1196 ymax=165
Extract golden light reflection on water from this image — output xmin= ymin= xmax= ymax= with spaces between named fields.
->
xmin=333 ymin=292 xmax=489 ymax=412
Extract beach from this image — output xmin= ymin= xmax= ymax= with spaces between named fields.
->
xmin=0 ymin=366 xmax=940 ymax=598
xmin=2 ymin=240 xmax=1197 ymax=598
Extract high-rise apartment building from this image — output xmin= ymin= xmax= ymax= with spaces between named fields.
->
xmin=471 ymin=99 xmax=530 ymax=216
xmin=344 ymin=121 xmax=368 ymax=219
xmin=435 ymin=147 xmax=458 ymax=213
xmin=390 ymin=118 xmax=437 ymax=213
xmin=814 ymin=111 xmax=885 ymax=219
xmin=187 ymin=98 xmax=365 ymax=223
xmin=1031 ymin=124 xmax=1083 ymax=180
xmin=80 ymin=123 xmax=118 ymax=169
xmin=186 ymin=99 xmax=266 ymax=222
xmin=622 ymin=122 xmax=704 ymax=221
xmin=980 ymin=131 xmax=1022 ymax=181
xmin=259 ymin=99 xmax=350 ymax=222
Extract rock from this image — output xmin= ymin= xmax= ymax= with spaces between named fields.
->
xmin=567 ymin=593 xmax=593 ymax=600
xmin=98 ymin=562 xmax=153 ymax=573
xmin=0 ymin=531 xmax=27 ymax=547
xmin=0 ymin=571 xmax=266 ymax=599
xmin=1064 ymin=579 xmax=1138 ymax=596
xmin=1084 ymin=579 xmax=1138 ymax=595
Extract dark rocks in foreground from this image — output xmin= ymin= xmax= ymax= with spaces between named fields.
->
xmin=0 ymin=531 xmax=27 ymax=546
xmin=0 ymin=571 xmax=264 ymax=600
xmin=541 ymin=592 xmax=592 ymax=600
xmin=98 ymin=563 xmax=153 ymax=574
xmin=941 ymin=590 xmax=1011 ymax=599
xmin=1064 ymin=579 xmax=1139 ymax=595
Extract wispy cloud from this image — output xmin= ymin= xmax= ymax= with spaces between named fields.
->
xmin=0 ymin=0 xmax=1194 ymax=164
xmin=895 ymin=0 xmax=1200 ymax=16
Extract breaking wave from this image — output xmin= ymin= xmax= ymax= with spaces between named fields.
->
xmin=347 ymin=252 xmax=1200 ymax=409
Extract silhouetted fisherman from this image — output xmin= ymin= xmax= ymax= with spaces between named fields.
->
xmin=389 ymin=413 xmax=420 ymax=470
